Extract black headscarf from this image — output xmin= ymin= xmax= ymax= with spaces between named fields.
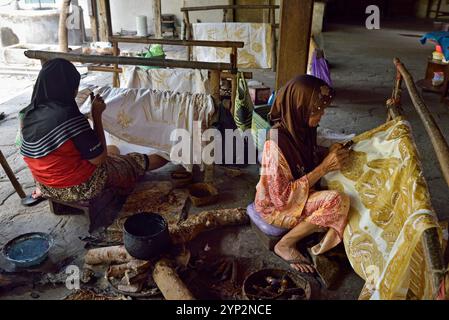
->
xmin=20 ymin=58 xmax=91 ymax=158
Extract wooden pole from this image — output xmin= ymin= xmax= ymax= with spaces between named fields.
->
xmin=389 ymin=58 xmax=447 ymax=298
xmin=275 ymin=0 xmax=313 ymax=89
xmin=270 ymin=7 xmax=276 ymax=72
xmin=183 ymin=11 xmax=192 ymax=61
xmin=153 ymin=0 xmax=162 ymax=38
xmin=87 ymin=0 xmax=99 ymax=42
xmin=109 ymin=36 xmax=244 ymax=49
xmin=97 ymin=0 xmax=112 ymax=42
xmin=394 ymin=58 xmax=449 ymax=187
xmin=25 ymin=50 xmax=234 ymax=71
xmin=0 ymin=150 xmax=26 ymax=199
xmin=58 ymin=0 xmax=72 ymax=53
xmin=112 ymin=41 xmax=119 ymax=87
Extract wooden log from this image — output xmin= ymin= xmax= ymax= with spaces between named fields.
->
xmin=0 ymin=150 xmax=26 ymax=199
xmin=85 ymin=245 xmax=133 ymax=265
xmin=169 ymin=208 xmax=249 ymax=244
xmin=152 ymin=258 xmax=195 ymax=300
xmin=24 ymin=50 xmax=234 ymax=71
xmin=153 ymin=0 xmax=162 ymax=39
xmin=108 ymin=36 xmax=244 ymax=48
xmin=276 ymin=0 xmax=314 ymax=89
xmin=106 ymin=260 xmax=150 ymax=278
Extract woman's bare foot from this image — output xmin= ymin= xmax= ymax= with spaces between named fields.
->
xmin=32 ymin=187 xmax=42 ymax=199
xmin=274 ymin=242 xmax=315 ymax=273
xmin=107 ymin=145 xmax=121 ymax=156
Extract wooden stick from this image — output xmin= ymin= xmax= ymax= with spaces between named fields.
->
xmin=152 ymin=258 xmax=195 ymax=300
xmin=24 ymin=50 xmax=234 ymax=71
xmin=0 ymin=150 xmax=26 ymax=199
xmin=87 ymin=0 xmax=99 ymax=42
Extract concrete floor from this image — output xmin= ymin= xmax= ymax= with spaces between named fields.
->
xmin=1 ymin=20 xmax=448 ymax=300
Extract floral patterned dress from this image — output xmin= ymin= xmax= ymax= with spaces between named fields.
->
xmin=255 ymin=140 xmax=350 ymax=254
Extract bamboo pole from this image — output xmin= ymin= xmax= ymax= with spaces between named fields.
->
xmin=0 ymin=150 xmax=26 ymax=199
xmin=393 ymin=58 xmax=449 ymax=187
xmin=389 ymin=58 xmax=447 ymax=298
xmin=24 ymin=50 xmax=234 ymax=71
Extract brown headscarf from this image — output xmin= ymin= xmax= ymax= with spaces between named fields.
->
xmin=269 ymin=75 xmax=335 ymax=179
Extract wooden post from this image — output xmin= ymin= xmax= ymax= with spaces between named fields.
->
xmin=275 ymin=0 xmax=313 ymax=89
xmin=98 ymin=0 xmax=112 ymax=42
xmin=58 ymin=0 xmax=72 ymax=53
xmin=87 ymin=0 xmax=99 ymax=42
xmin=112 ymin=40 xmax=120 ymax=87
xmin=0 ymin=150 xmax=26 ymax=199
xmin=153 ymin=0 xmax=162 ymax=38
xmin=205 ymin=70 xmax=222 ymax=182
xmin=270 ymin=7 xmax=276 ymax=72
xmin=183 ymin=11 xmax=192 ymax=61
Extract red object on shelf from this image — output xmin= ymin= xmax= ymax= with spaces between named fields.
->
xmin=249 ymin=85 xmax=271 ymax=105
xmin=436 ymin=45 xmax=443 ymax=53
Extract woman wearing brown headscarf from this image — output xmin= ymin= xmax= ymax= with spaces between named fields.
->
xmin=255 ymin=75 xmax=350 ymax=273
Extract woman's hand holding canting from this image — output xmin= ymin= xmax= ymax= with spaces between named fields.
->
xmin=90 ymin=93 xmax=106 ymax=118
xmin=320 ymin=144 xmax=350 ymax=173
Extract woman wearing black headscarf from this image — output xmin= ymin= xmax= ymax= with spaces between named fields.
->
xmin=20 ymin=58 xmax=167 ymax=203
xmin=255 ymin=75 xmax=350 ymax=273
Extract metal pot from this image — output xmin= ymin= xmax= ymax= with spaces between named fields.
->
xmin=123 ymin=213 xmax=171 ymax=260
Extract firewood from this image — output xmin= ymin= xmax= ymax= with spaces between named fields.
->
xmin=85 ymin=245 xmax=133 ymax=265
xmin=117 ymin=282 xmax=142 ymax=293
xmin=169 ymin=208 xmax=249 ymax=244
xmin=121 ymin=270 xmax=150 ymax=286
xmin=106 ymin=260 xmax=150 ymax=279
xmin=152 ymin=259 xmax=195 ymax=300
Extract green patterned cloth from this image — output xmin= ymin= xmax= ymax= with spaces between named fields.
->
xmin=233 ymin=72 xmax=254 ymax=131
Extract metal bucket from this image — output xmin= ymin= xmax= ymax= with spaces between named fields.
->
xmin=123 ymin=213 xmax=171 ymax=260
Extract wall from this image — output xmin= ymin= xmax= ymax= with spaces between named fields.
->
xmin=416 ymin=0 xmax=449 ymax=19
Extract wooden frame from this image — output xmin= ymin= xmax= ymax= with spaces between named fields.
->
xmin=106 ymin=36 xmax=245 ymax=113
xmin=181 ymin=4 xmax=279 ymax=71
xmin=387 ymin=58 xmax=447 ymax=299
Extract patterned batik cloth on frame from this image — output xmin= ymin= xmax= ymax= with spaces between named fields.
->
xmin=120 ymin=66 xmax=211 ymax=94
xmin=79 ymin=86 xmax=215 ymax=171
xmin=192 ymin=23 xmax=272 ymax=69
xmin=322 ymin=118 xmax=441 ymax=300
